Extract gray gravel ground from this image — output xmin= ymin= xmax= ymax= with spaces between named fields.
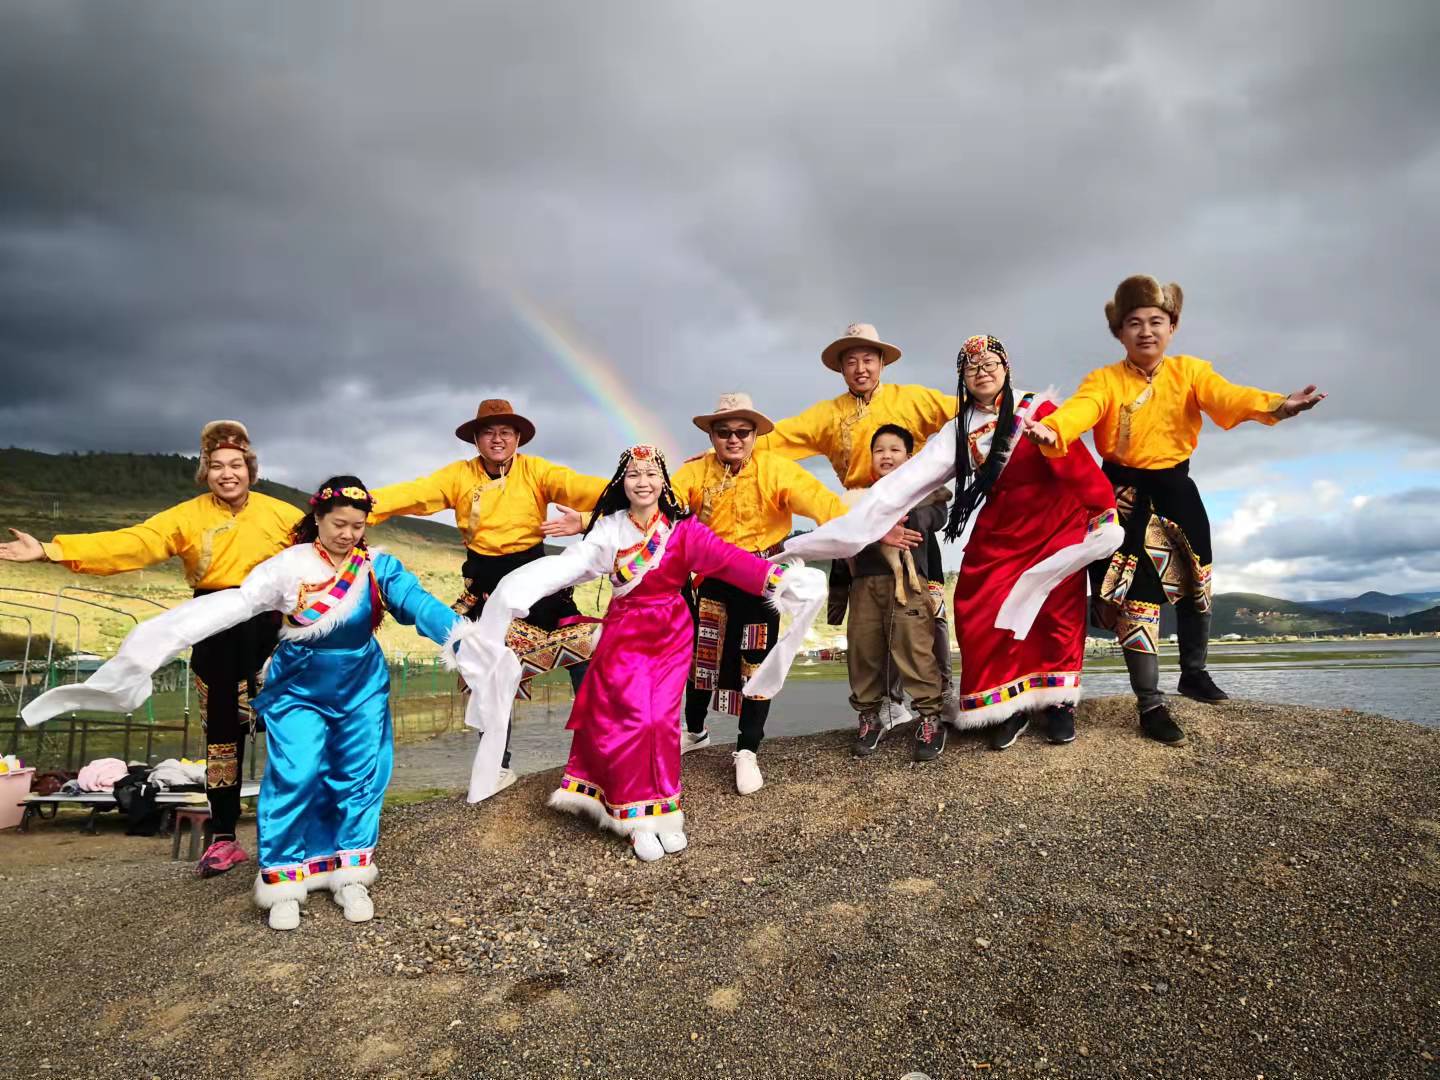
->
xmin=1 ymin=695 xmax=1437 ymax=1080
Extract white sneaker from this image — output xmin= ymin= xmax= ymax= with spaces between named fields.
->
xmin=268 ymin=899 xmax=301 ymax=931
xmin=659 ymin=830 xmax=688 ymax=853
xmin=680 ymin=729 xmax=711 ymax=755
xmin=882 ymin=700 xmax=914 ymax=730
xmin=733 ymin=750 xmax=763 ymax=795
xmin=631 ymin=831 xmax=664 ymax=862
xmin=335 ymin=883 xmax=374 ymax=923
xmin=494 ymin=767 xmax=518 ymax=793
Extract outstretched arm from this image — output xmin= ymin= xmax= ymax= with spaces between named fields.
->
xmin=756 ymin=400 xmax=829 ymax=462
xmin=372 ymin=554 xmax=463 ymax=647
xmin=458 ymin=525 xmax=615 ymax=803
xmin=368 ymin=462 xmax=462 ymax=525
xmin=20 ymin=553 xmax=293 ymax=726
xmin=781 ymin=422 xmax=958 ymax=561
xmin=5 ymin=506 xmax=190 ymax=574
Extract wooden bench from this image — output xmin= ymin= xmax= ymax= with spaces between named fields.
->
xmin=14 ymin=783 xmax=261 ymax=834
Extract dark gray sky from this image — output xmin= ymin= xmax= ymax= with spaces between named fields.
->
xmin=2 ymin=0 xmax=1437 ymax=597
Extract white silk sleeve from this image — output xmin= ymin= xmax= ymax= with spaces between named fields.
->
xmin=995 ymin=510 xmax=1124 ymax=640
xmin=740 ymin=564 xmax=828 ymax=700
xmin=20 ymin=552 xmax=293 ymax=727
xmin=461 ymin=520 xmax=617 ymax=804
xmin=780 ymin=422 xmax=959 ymax=561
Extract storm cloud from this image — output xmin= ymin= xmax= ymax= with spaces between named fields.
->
xmin=2 ymin=0 xmax=1437 ymax=595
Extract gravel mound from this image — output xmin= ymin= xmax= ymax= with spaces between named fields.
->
xmin=1 ymin=696 xmax=1437 ymax=1079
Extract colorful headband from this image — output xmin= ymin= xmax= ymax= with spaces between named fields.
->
xmin=959 ymin=334 xmax=1007 ymax=367
xmin=211 ymin=441 xmax=250 ymax=453
xmin=621 ymin=444 xmax=667 ymax=468
xmin=310 ymin=485 xmax=374 ymax=507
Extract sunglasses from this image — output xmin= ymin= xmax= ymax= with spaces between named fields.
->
xmin=712 ymin=426 xmax=756 ymax=441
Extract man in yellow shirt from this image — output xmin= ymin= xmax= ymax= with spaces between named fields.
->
xmin=670 ymin=394 xmax=846 ymax=795
xmin=759 ymin=323 xmax=959 ymax=716
xmin=369 ymin=399 xmax=608 ymax=786
xmin=1026 ymin=275 xmax=1326 ymax=743
xmin=0 ymin=421 xmax=302 ymax=876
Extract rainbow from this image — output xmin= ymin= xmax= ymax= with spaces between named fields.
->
xmin=502 ymin=289 xmax=684 ymax=454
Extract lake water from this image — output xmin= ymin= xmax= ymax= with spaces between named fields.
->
xmin=450 ymin=636 xmax=1437 ymax=783
xmin=1080 ymin=637 xmax=1439 ymax=729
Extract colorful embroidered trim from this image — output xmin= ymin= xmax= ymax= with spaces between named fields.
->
xmin=260 ymin=865 xmax=305 ymax=885
xmin=1087 ymin=507 xmax=1120 ymax=534
xmin=287 ymin=545 xmax=368 ymax=627
xmin=691 ymin=598 xmax=727 ymax=690
xmin=305 ymin=855 xmax=340 ymax=875
xmin=712 ymin=688 xmax=743 ymax=716
xmin=740 ymin=622 xmax=769 ymax=651
xmin=611 ymin=514 xmax=670 ymax=587
xmin=960 ymin=671 xmax=1081 ymax=712
xmin=506 ymin=619 xmax=600 ymax=700
xmin=1117 ymin=600 xmax=1161 ymax=654
xmin=558 ymin=775 xmax=681 ymax=820
xmin=334 ymin=850 xmax=373 ymax=868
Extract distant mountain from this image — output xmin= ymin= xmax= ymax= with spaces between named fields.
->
xmin=1302 ymin=591 xmax=1433 ymax=617
xmin=1402 ymin=591 xmax=1440 ymax=605
xmin=1394 ymin=605 xmax=1440 ymax=633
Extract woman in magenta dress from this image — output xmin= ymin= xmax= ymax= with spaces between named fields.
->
xmin=783 ymin=335 xmax=1122 ymax=751
xmin=463 ymin=444 xmax=825 ymax=861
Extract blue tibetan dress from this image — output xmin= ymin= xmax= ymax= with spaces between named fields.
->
xmin=253 ymin=551 xmax=461 ymax=892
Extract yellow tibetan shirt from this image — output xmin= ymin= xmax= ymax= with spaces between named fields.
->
xmin=759 ymin=381 xmax=958 ymax=489
xmin=1039 ymin=354 xmax=1287 ymax=469
xmin=42 ymin=491 xmax=303 ymax=590
xmin=670 ymin=451 xmax=847 ymax=554
xmin=369 ymin=453 xmax=607 ymax=557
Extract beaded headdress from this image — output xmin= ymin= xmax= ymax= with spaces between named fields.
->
xmin=309 ymin=485 xmax=375 ymax=508
xmin=959 ymin=334 xmax=1008 ymax=368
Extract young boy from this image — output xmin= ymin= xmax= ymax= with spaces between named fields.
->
xmin=847 ymin=424 xmax=952 ymax=762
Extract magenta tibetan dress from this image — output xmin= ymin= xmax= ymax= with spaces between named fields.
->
xmin=460 ymin=509 xmax=825 ymax=835
xmin=553 ymin=514 xmax=781 ymax=829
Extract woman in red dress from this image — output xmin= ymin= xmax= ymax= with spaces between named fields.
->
xmin=782 ymin=335 xmax=1122 ymax=751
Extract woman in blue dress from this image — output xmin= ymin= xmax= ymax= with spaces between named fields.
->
xmin=23 ymin=476 xmax=482 ymax=931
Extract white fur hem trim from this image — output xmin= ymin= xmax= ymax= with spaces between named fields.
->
xmin=304 ymin=870 xmax=331 ymax=893
xmin=328 ymin=863 xmax=379 ymax=892
xmin=254 ymin=875 xmax=309 ymax=909
xmin=547 ymin=788 xmax=684 ymax=836
xmin=952 ymin=684 xmax=1082 ymax=729
xmin=438 ymin=618 xmax=487 ymax=671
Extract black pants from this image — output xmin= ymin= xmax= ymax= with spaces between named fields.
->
xmin=459 ymin=547 xmax=589 ymax=769
xmin=189 ymin=594 xmax=281 ymax=839
xmin=684 ymin=577 xmax=777 ymax=753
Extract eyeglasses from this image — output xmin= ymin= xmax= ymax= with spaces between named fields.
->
xmin=712 ymin=426 xmax=756 ymax=441
xmin=961 ymin=359 xmax=1004 ymax=375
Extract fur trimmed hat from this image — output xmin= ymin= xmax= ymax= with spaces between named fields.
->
xmin=195 ymin=420 xmax=258 ymax=484
xmin=1105 ymin=275 xmax=1183 ymax=337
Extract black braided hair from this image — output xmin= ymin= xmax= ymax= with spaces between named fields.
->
xmin=292 ymin=475 xmax=375 ymax=547
xmin=581 ymin=446 xmax=691 ymax=538
xmin=943 ymin=344 xmax=1015 ymax=541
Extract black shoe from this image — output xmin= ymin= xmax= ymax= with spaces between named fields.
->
xmin=1177 ymin=670 xmax=1229 ymax=703
xmin=1139 ymin=704 xmax=1185 ymax=744
xmin=1045 ymin=705 xmax=1076 ymax=744
xmin=912 ymin=716 xmax=947 ymax=762
xmin=853 ymin=713 xmax=884 ymax=757
xmin=988 ymin=713 xmax=1031 ymax=751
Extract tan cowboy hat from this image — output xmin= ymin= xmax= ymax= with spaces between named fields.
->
xmin=455 ymin=399 xmax=536 ymax=445
xmin=821 ymin=323 xmax=902 ymax=372
xmin=691 ymin=392 xmax=775 ymax=437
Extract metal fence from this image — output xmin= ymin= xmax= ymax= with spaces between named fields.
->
xmin=2 ymin=587 xmax=577 ymax=774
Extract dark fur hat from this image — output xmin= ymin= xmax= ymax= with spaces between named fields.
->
xmin=1105 ymin=275 xmax=1183 ymax=338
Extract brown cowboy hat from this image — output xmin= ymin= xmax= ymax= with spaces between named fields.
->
xmin=455 ymin=399 xmax=536 ymax=446
xmin=821 ymin=323 xmax=902 ymax=372
xmin=691 ymin=392 xmax=775 ymax=437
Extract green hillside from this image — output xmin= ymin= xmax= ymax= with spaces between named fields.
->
xmin=0 ymin=448 xmax=473 ymax=657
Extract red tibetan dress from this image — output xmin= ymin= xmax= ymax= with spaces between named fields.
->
xmin=779 ymin=391 xmax=1122 ymax=730
xmin=951 ymin=398 xmax=1117 ymax=728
